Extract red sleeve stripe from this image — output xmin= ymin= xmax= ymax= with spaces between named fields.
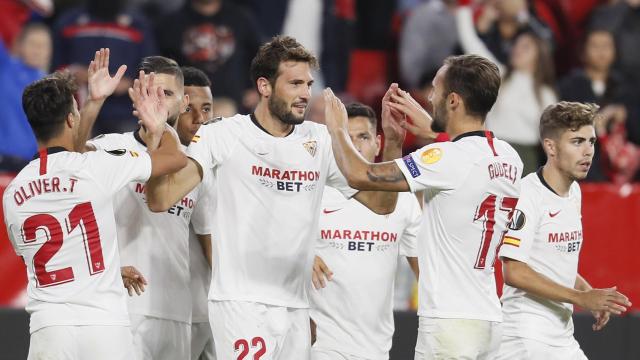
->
xmin=485 ymin=130 xmax=498 ymax=156
xmin=39 ymin=148 xmax=47 ymax=175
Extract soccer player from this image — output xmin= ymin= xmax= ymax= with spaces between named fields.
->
xmin=309 ymin=102 xmax=421 ymax=360
xmin=178 ymin=66 xmax=217 ymax=360
xmin=2 ymin=64 xmax=186 ymax=358
xmin=323 ymin=54 xmax=523 ymax=359
xmin=495 ymin=102 xmax=632 ymax=359
xmin=87 ymin=56 xmax=210 ymax=360
xmin=144 ymin=36 xmax=401 ymax=359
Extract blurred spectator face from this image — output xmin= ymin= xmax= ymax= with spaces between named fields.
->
xmin=177 ymin=85 xmax=213 ymax=145
xmin=268 ymin=61 xmax=313 ymax=125
xmin=626 ymin=0 xmax=640 ymax=8
xmin=553 ymin=125 xmax=596 ymax=181
xmin=17 ymin=25 xmax=52 ymax=72
xmin=153 ymin=74 xmax=188 ymax=127
xmin=496 ymin=0 xmax=526 ymax=19
xmin=510 ymin=33 xmax=538 ymax=72
xmin=584 ymin=31 xmax=615 ymax=72
xmin=348 ymin=116 xmax=380 ymax=162
xmin=306 ymin=95 xmax=325 ymax=124
xmin=211 ymin=97 xmax=238 ymax=118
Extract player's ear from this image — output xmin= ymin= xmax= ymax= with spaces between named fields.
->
xmin=375 ymin=134 xmax=382 ymax=157
xmin=257 ymin=77 xmax=272 ymax=98
xmin=542 ymin=137 xmax=556 ymax=157
xmin=66 ymin=112 xmax=75 ymax=129
xmin=448 ymin=92 xmax=460 ymax=111
xmin=182 ymin=93 xmax=190 ymax=113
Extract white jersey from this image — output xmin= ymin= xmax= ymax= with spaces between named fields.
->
xmin=189 ymin=174 xmax=214 ymax=324
xmin=499 ymin=171 xmax=583 ymax=346
xmin=187 ymin=114 xmax=356 ymax=308
xmin=88 ymin=132 xmax=205 ymax=323
xmin=310 ymin=188 xmax=421 ymax=359
xmin=2 ymin=147 xmax=151 ymax=333
xmin=395 ymin=131 xmax=523 ymax=321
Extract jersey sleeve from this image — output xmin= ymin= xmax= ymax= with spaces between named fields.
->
xmin=399 ymin=195 xmax=421 ymax=258
xmin=498 ymin=183 xmax=541 ymax=263
xmin=186 ymin=120 xmax=237 ymax=172
xmin=2 ymin=195 xmax=20 ymax=256
xmin=86 ymin=133 xmax=127 ymax=151
xmin=86 ymin=150 xmax=152 ymax=195
xmin=393 ymin=143 xmax=465 ymax=193
xmin=191 ymin=175 xmax=213 ymax=235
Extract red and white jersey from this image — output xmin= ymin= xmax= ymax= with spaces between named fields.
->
xmin=499 ymin=171 xmax=583 ymax=346
xmin=395 ymin=131 xmax=523 ymax=322
xmin=2 ymin=147 xmax=151 ymax=333
xmin=189 ymin=174 xmax=214 ymax=324
xmin=88 ymin=132 xmax=205 ymax=323
xmin=187 ymin=114 xmax=356 ymax=308
xmin=310 ymin=188 xmax=421 ymax=359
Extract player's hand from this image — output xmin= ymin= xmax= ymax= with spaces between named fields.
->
xmin=591 ymin=309 xmax=611 ymax=331
xmin=387 ymin=88 xmax=438 ymax=140
xmin=323 ymin=88 xmax=348 ymax=134
xmin=576 ymin=286 xmax=631 ymax=315
xmin=312 ymin=256 xmax=333 ymax=289
xmin=381 ymin=83 xmax=406 ymax=145
xmin=121 ymin=266 xmax=147 ymax=296
xmin=129 ymin=70 xmax=168 ymax=138
xmin=87 ymin=48 xmax=127 ymax=101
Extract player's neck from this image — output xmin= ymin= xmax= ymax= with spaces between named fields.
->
xmin=446 ymin=115 xmax=484 ymax=140
xmin=37 ymin=135 xmax=74 ymax=153
xmin=254 ymin=102 xmax=295 ymax=137
xmin=541 ymin=164 xmax=573 ymax=197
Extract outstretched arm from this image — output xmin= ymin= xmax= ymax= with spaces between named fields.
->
xmin=78 ymin=48 xmax=127 ymax=152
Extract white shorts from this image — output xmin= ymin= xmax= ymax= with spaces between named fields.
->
xmin=414 ymin=317 xmax=502 ymax=360
xmin=192 ymin=321 xmax=216 ymax=360
xmin=28 ymin=325 xmax=134 ymax=360
xmin=209 ymin=300 xmax=311 ymax=360
xmin=311 ymin=348 xmax=372 ymax=360
xmin=130 ymin=314 xmax=190 ymax=360
xmin=494 ymin=335 xmax=588 ymax=360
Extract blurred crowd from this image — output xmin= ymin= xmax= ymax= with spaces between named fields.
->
xmin=1 ymin=0 xmax=639 ymax=183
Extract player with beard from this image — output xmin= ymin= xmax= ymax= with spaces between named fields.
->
xmin=495 ymin=102 xmax=631 ymax=359
xmin=322 ymin=54 xmax=523 ymax=359
xmin=85 ymin=56 xmax=210 ymax=359
xmin=144 ymin=36 xmax=401 ymax=360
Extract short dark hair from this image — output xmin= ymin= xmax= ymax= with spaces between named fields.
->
xmin=346 ymin=102 xmax=377 ymax=129
xmin=22 ymin=71 xmax=78 ymax=142
xmin=138 ymin=56 xmax=183 ymax=86
xmin=250 ymin=35 xmax=318 ymax=88
xmin=442 ymin=55 xmax=501 ymax=120
xmin=539 ymin=101 xmax=598 ymax=140
xmin=181 ymin=66 xmax=211 ymax=87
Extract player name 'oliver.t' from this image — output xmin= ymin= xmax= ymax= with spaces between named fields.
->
xmin=13 ymin=177 xmax=78 ymax=206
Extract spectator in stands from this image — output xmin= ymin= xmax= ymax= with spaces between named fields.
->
xmin=157 ymin=0 xmax=264 ymax=112
xmin=457 ymin=5 xmax=557 ymax=175
xmin=558 ymin=29 xmax=633 ymax=182
xmin=474 ymin=0 xmax=553 ymax=66
xmin=0 ymin=23 xmax=51 ymax=171
xmin=211 ymin=97 xmax=238 ymax=119
xmin=52 ymin=0 xmax=156 ymax=135
xmin=399 ymin=0 xmax=458 ymax=90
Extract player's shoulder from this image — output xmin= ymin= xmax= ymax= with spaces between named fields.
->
xmin=411 ymin=141 xmax=462 ymax=167
xmin=518 ymin=172 xmax=548 ymax=202
xmin=88 ymin=132 xmax=137 ymax=149
xmin=196 ymin=114 xmax=248 ymax=136
xmin=296 ymin=120 xmax=329 ymax=138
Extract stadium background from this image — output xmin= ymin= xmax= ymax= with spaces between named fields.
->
xmin=1 ymin=0 xmax=639 ymax=358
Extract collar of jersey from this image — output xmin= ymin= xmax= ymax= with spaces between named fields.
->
xmin=452 ymin=130 xmax=494 ymax=142
xmin=133 ymin=127 xmax=147 ymax=147
xmin=32 ymin=146 xmax=68 ymax=159
xmin=250 ymin=113 xmax=295 ymax=137
xmin=536 ymin=167 xmax=560 ymax=196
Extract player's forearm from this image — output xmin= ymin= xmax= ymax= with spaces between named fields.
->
xmin=503 ymin=259 xmax=582 ymax=305
xmin=328 ymin=128 xmax=375 ymax=189
xmin=146 ymin=159 xmax=202 ymax=212
xmin=575 ymin=274 xmax=593 ymax=292
xmin=382 ymin=138 xmax=403 ymax=162
xmin=77 ymin=98 xmax=105 ymax=152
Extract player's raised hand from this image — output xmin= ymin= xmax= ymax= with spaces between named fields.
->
xmin=591 ymin=309 xmax=611 ymax=331
xmin=121 ymin=266 xmax=148 ymax=296
xmin=323 ymin=88 xmax=348 ymax=133
xmin=387 ymin=88 xmax=438 ymax=140
xmin=129 ymin=70 xmax=168 ymax=137
xmin=87 ymin=48 xmax=127 ymax=101
xmin=576 ymin=286 xmax=631 ymax=315
xmin=312 ymin=256 xmax=333 ymax=289
xmin=381 ymin=83 xmax=406 ymax=145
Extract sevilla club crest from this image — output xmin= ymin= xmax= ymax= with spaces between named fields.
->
xmin=303 ymin=141 xmax=317 ymax=157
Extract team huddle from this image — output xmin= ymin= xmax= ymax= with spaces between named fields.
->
xmin=2 ymin=36 xmax=633 ymax=360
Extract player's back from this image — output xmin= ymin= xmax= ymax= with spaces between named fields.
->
xmin=2 ymin=148 xmax=151 ymax=333
xmin=410 ymin=132 xmax=522 ymax=321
